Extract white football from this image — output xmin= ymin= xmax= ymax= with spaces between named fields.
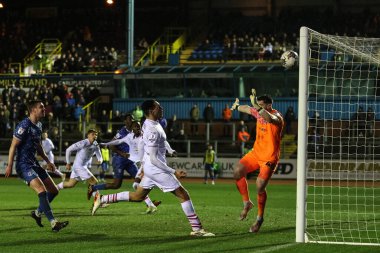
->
xmin=280 ymin=50 xmax=298 ymax=69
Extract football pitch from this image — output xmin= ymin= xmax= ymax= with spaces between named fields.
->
xmin=0 ymin=178 xmax=378 ymax=253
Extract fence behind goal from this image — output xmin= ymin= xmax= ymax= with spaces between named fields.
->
xmin=296 ymin=27 xmax=380 ymax=246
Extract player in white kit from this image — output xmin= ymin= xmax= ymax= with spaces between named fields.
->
xmin=41 ymin=132 xmax=65 ymax=181
xmin=101 ymin=120 xmax=162 ymax=213
xmin=92 ymin=100 xmax=214 ymax=237
xmin=56 ymin=129 xmax=102 ymax=192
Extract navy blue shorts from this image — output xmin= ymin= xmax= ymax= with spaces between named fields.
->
xmin=112 ymin=156 xmax=138 ymax=179
xmin=16 ymin=163 xmax=49 ymax=184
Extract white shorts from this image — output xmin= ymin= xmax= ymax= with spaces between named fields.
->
xmin=140 ymin=171 xmax=181 ymax=193
xmin=70 ymin=166 xmax=95 ymax=181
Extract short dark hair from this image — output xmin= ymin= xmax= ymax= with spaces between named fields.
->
xmin=125 ymin=113 xmax=135 ymax=120
xmin=257 ymin=94 xmax=273 ymax=104
xmin=27 ymin=100 xmax=43 ymax=112
xmin=87 ymin=129 xmax=98 ymax=135
xmin=141 ymin=99 xmax=157 ymax=116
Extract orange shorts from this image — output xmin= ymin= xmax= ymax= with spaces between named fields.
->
xmin=239 ymin=151 xmax=278 ymax=181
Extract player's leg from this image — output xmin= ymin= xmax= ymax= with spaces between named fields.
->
xmin=204 ymin=166 xmax=208 ymax=184
xmin=57 ymin=178 xmax=79 ymax=190
xmin=234 ymin=152 xmax=259 ymax=220
xmin=28 ymin=176 xmax=68 ymax=231
xmin=92 ymin=186 xmax=151 ymax=215
xmin=90 ymin=158 xmax=125 ymax=195
xmin=56 ymin=166 xmax=83 ymax=190
xmin=208 ymin=166 xmax=215 ymax=185
xmin=126 ymin=162 xmax=157 ymax=211
xmin=249 ymin=161 xmax=276 ymax=233
xmin=34 ymin=166 xmax=60 ymax=221
xmin=172 ymin=186 xmax=214 ymax=236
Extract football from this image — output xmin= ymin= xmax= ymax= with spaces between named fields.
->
xmin=280 ymin=50 xmax=298 ymax=69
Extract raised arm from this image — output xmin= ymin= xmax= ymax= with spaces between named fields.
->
xmin=249 ymin=89 xmax=283 ymax=126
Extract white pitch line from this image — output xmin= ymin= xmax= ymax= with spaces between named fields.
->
xmin=253 ymin=243 xmax=297 ymax=253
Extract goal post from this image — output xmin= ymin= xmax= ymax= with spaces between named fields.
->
xmin=296 ymin=27 xmax=380 ymax=246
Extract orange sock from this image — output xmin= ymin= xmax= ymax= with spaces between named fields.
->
xmin=236 ymin=177 xmax=250 ymax=202
xmin=257 ymin=191 xmax=267 ymax=218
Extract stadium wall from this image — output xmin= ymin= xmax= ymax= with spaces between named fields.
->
xmin=113 ymin=97 xmax=299 ymax=120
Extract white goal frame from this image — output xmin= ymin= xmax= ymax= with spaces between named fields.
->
xmin=296 ymin=26 xmax=380 ymax=246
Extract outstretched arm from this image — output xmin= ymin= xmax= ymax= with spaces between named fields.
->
xmin=100 ymin=136 xmax=128 ymax=147
xmin=231 ymin=98 xmax=254 ymax=115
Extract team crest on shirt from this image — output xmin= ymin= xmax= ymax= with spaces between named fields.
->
xmin=148 ymin=132 xmax=157 ymax=142
xmin=17 ymin=127 xmax=25 ymax=135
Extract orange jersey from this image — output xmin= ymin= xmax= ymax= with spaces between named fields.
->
xmin=250 ymin=107 xmax=283 ymax=162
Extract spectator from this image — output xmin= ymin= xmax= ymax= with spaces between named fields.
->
xmin=73 ymin=103 xmax=85 ymax=125
xmin=112 ymin=110 xmax=122 ymax=122
xmin=222 ymin=103 xmax=232 ymax=136
xmin=203 ymin=103 xmax=215 ymax=123
xmin=190 ymin=104 xmax=200 ymax=136
xmin=167 ymin=114 xmax=181 ymax=140
xmin=132 ymin=105 xmax=143 ymax=122
xmin=238 ymin=126 xmax=251 ymax=144
xmin=284 ymin=106 xmax=296 ymax=134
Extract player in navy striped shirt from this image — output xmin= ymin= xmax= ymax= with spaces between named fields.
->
xmin=5 ymin=100 xmax=68 ymax=232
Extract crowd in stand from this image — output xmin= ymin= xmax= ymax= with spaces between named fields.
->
xmin=0 ymin=83 xmax=100 ymax=138
xmin=52 ymin=43 xmax=119 ymax=73
xmin=2 ymin=6 xmax=380 ymax=72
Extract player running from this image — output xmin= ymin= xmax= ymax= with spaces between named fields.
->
xmin=91 ymin=99 xmax=214 ymax=237
xmin=100 ymin=120 xmax=164 ymax=213
xmin=56 ymin=129 xmax=102 ymax=194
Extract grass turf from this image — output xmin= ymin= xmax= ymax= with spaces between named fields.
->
xmin=0 ymin=178 xmax=378 ymax=253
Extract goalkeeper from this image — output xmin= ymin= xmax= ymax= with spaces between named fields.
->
xmin=231 ymin=89 xmax=284 ymax=233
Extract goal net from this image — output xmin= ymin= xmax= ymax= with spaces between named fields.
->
xmin=296 ymin=27 xmax=380 ymax=245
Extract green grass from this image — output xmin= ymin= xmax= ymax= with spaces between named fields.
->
xmin=0 ymin=178 xmax=378 ymax=253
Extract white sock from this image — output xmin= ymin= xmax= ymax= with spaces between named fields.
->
xmin=144 ymin=196 xmax=154 ymax=207
xmin=181 ymin=200 xmax=202 ymax=231
xmin=57 ymin=182 xmax=64 ymax=190
xmin=50 ymin=219 xmax=58 ymax=227
xmin=101 ymin=191 xmax=129 ymax=204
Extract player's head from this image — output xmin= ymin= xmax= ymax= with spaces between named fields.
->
xmin=87 ymin=129 xmax=98 ymax=142
xmin=42 ymin=131 xmax=48 ymax=140
xmin=141 ymin=99 xmax=163 ymax=120
xmin=131 ymin=120 xmax=141 ymax=136
xmin=27 ymin=100 xmax=45 ymax=119
xmin=124 ymin=113 xmax=135 ymax=129
xmin=257 ymin=94 xmax=273 ymax=110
